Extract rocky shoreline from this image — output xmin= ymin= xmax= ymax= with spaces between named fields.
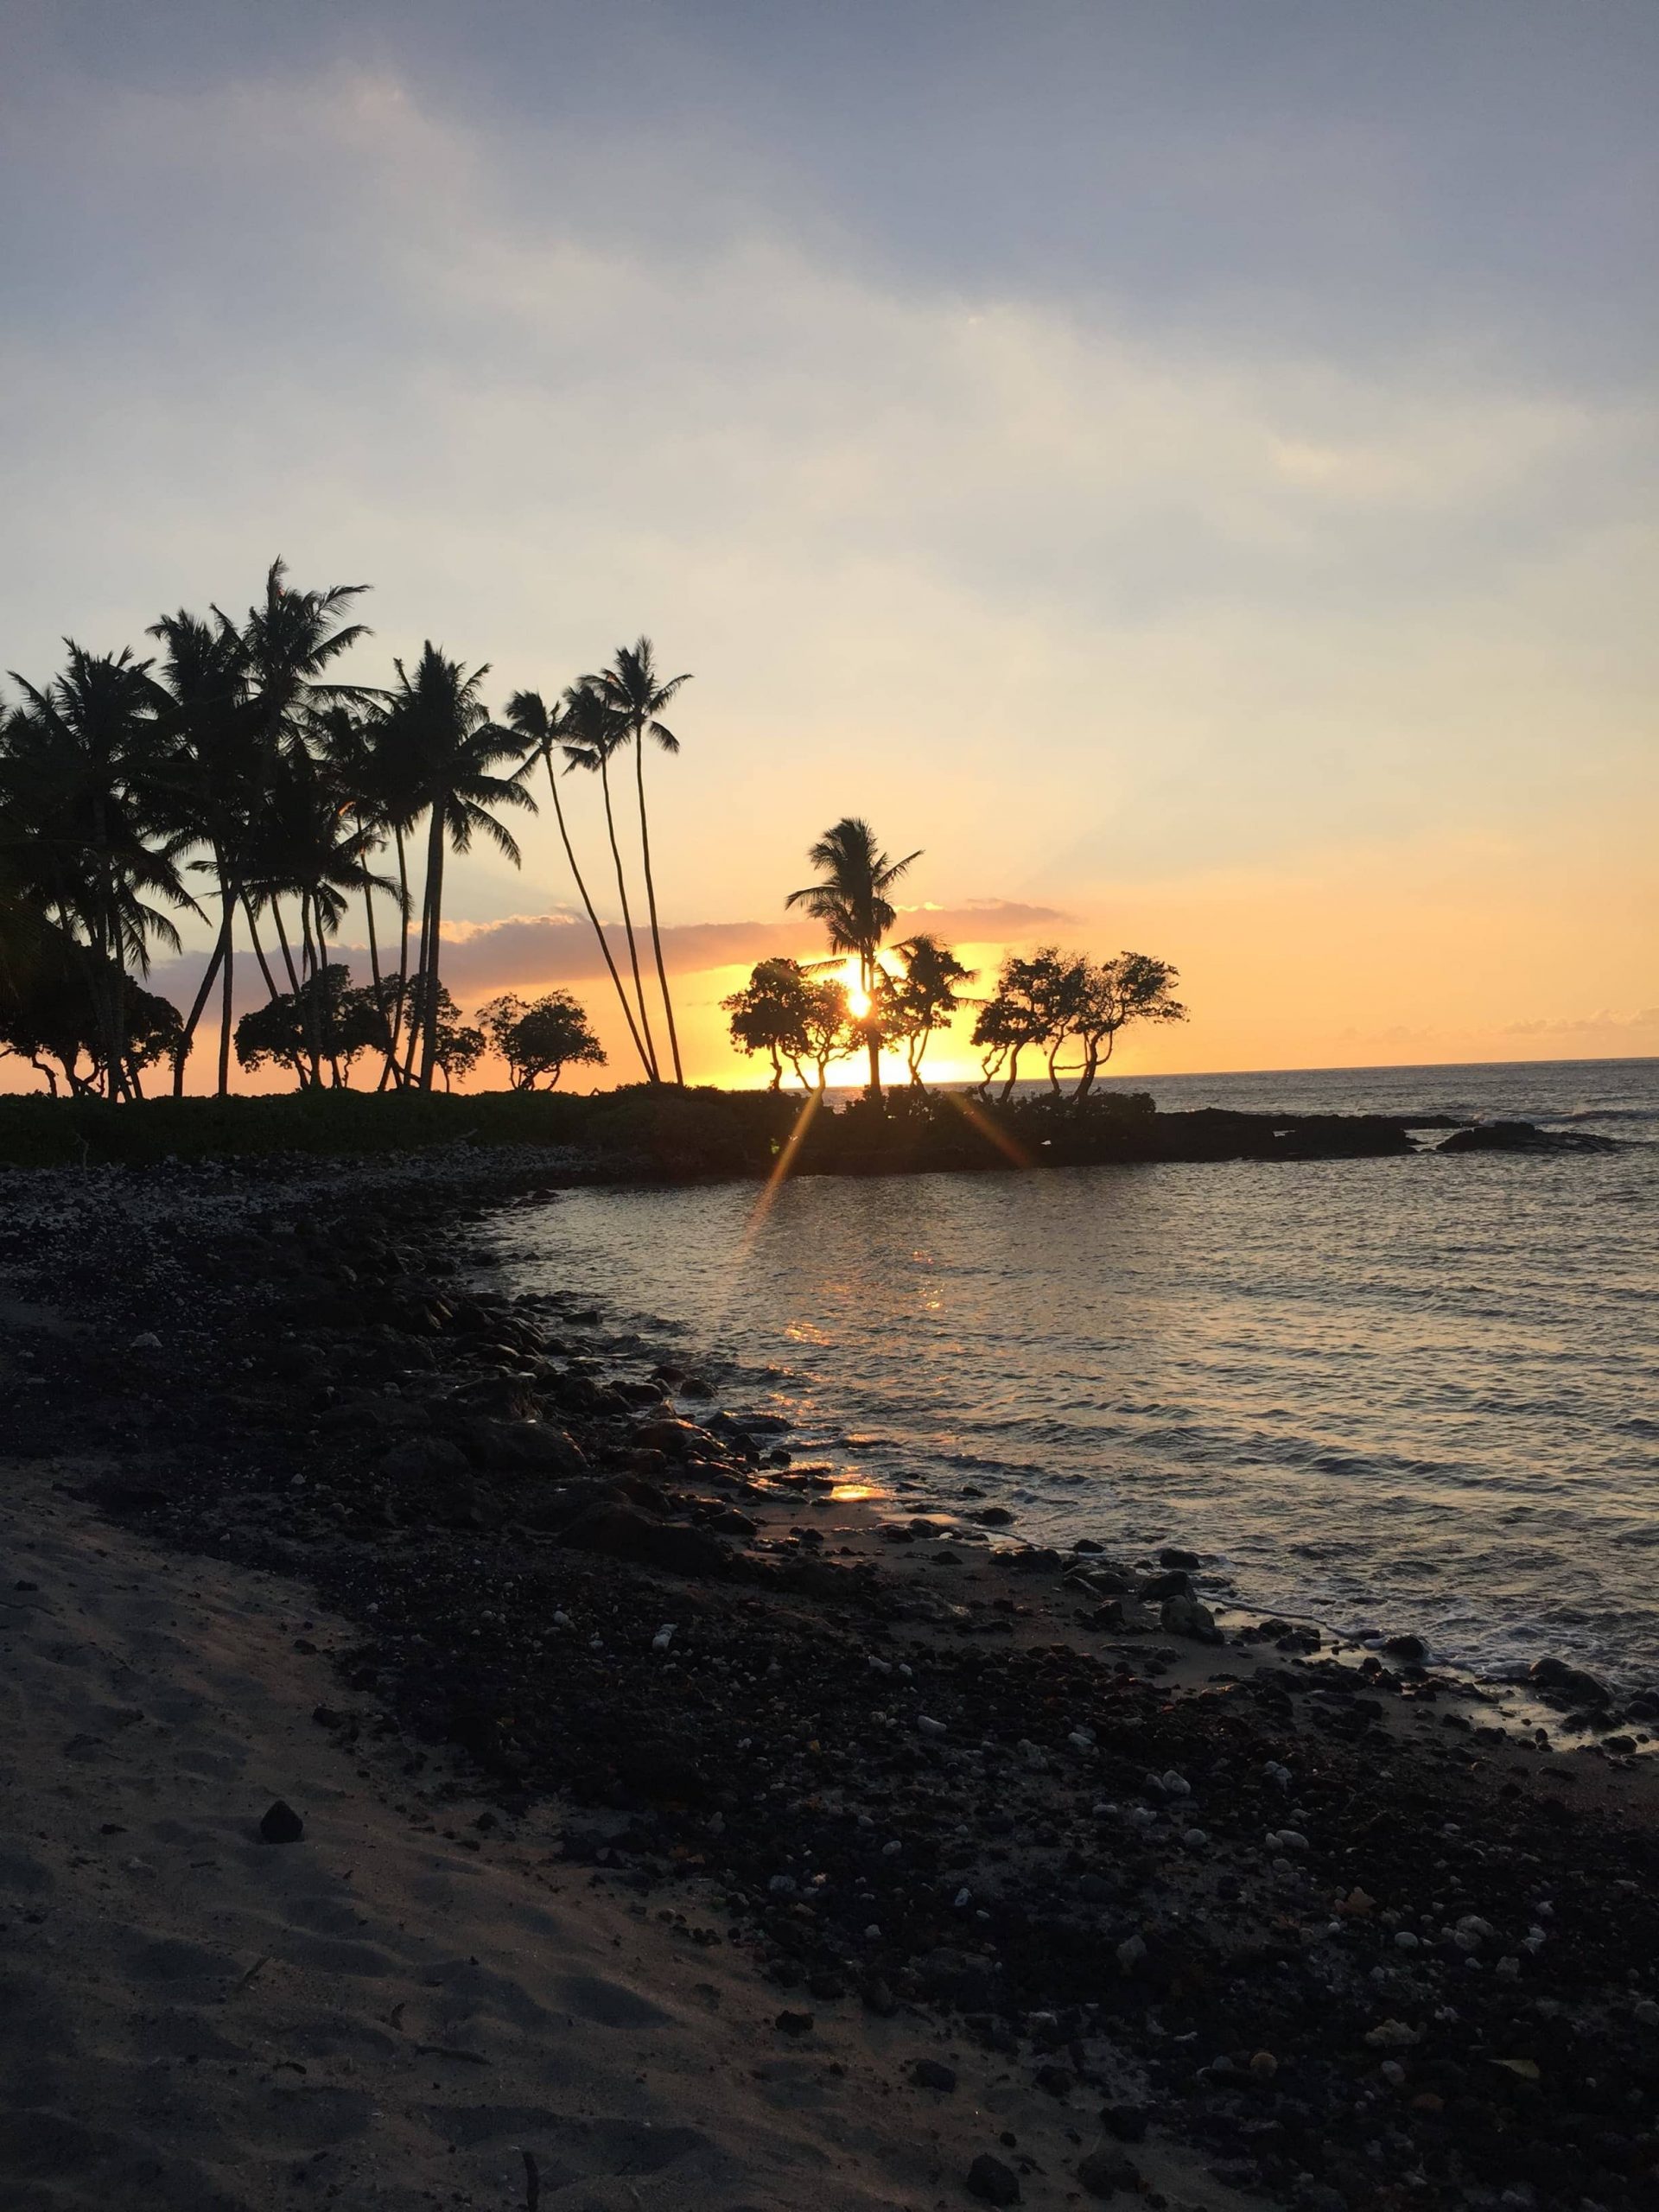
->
xmin=3 ymin=1147 xmax=1657 ymax=2212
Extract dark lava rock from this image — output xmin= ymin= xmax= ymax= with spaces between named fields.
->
xmin=1077 ymin=2145 xmax=1141 ymax=2198
xmin=1033 ymin=2062 xmax=1074 ymax=2098
xmin=1160 ymin=1592 xmax=1222 ymax=1643
xmin=861 ymin=1978 xmax=898 ymax=2017
xmin=966 ymin=2152 xmax=1022 ymax=2205
xmin=970 ymin=1505 xmax=1016 ymax=1527
xmin=1382 ymin=1632 xmax=1428 ymax=1665
xmin=912 ymin=2058 xmax=958 ymax=2092
xmin=560 ymin=1502 xmax=729 ymax=1577
xmin=1100 ymin=2105 xmax=1148 ymax=2143
xmin=1531 ymin=1655 xmax=1611 ymax=1707
xmin=378 ymin=1435 xmax=469 ymax=1483
xmin=1008 ymin=1547 xmax=1063 ymax=1576
xmin=1139 ymin=1569 xmax=1192 ymax=1599
xmin=257 ymin=1800 xmax=304 ymax=1846
xmin=1439 ymin=1120 xmax=1612 ymax=1154
xmin=773 ymin=2010 xmax=814 ymax=2037
xmin=1158 ymin=1545 xmax=1200 ymax=1570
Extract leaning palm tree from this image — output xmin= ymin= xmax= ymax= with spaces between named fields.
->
xmin=560 ymin=679 xmax=658 ymax=1080
xmin=505 ymin=687 xmax=654 ymax=1082
xmin=380 ymin=645 xmax=537 ymax=1090
xmin=785 ymin=817 xmax=921 ymax=1099
xmin=0 ymin=645 xmax=195 ymax=1097
xmin=583 ymin=638 xmax=690 ymax=1084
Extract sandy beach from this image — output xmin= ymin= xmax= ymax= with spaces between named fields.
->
xmin=3 ymin=1149 xmax=1657 ymax=2212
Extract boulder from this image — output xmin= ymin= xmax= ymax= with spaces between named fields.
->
xmin=378 ymin=1435 xmax=470 ymax=1484
xmin=1077 ymin=2145 xmax=1141 ymax=2198
xmin=461 ymin=1416 xmax=585 ymax=1475
xmin=966 ymin=2152 xmax=1021 ymax=2205
xmin=1160 ymin=1592 xmax=1223 ymax=1643
xmin=1530 ymin=1656 xmax=1610 ymax=1707
xmin=560 ymin=1502 xmax=730 ymax=1577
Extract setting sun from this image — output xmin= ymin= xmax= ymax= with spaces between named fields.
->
xmin=838 ymin=955 xmax=872 ymax=1020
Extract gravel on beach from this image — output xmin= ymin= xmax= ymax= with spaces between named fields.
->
xmin=3 ymin=1146 xmax=1657 ymax=2212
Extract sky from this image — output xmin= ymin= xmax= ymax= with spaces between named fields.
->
xmin=2 ymin=0 xmax=1655 ymax=1085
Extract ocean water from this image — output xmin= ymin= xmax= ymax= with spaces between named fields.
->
xmin=493 ymin=1059 xmax=1659 ymax=1693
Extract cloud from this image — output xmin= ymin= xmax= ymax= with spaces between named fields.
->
xmin=1501 ymin=1008 xmax=1659 ymax=1041
xmin=144 ymin=897 xmax=1069 ymax=1015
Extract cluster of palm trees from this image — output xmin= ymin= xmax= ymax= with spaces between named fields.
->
xmin=741 ymin=814 xmax=1185 ymax=1099
xmin=0 ymin=558 xmax=690 ymax=1098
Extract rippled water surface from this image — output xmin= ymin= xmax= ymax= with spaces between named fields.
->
xmin=496 ymin=1059 xmax=1659 ymax=1688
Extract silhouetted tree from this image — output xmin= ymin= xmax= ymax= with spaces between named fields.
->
xmin=887 ymin=933 xmax=975 ymax=1087
xmin=584 ymin=638 xmax=690 ymax=1084
xmin=723 ymin=957 xmax=855 ymax=1090
xmin=785 ymin=817 xmax=920 ymax=1100
xmin=478 ymin=988 xmax=607 ymax=1090
xmin=505 ymin=688 xmax=653 ymax=1081
xmin=378 ymin=645 xmax=536 ymax=1090
xmin=561 ymin=679 xmax=658 ymax=1080
xmin=0 ymin=645 xmax=195 ymax=1097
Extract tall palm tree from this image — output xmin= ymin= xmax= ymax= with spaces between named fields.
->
xmin=560 ymin=679 xmax=658 ymax=1080
xmin=380 ymin=645 xmax=537 ymax=1090
xmin=785 ymin=817 xmax=921 ymax=1100
xmin=147 ymin=607 xmax=261 ymax=1095
xmin=0 ymin=645 xmax=194 ymax=1097
xmin=228 ymin=556 xmax=372 ymax=757
xmin=584 ymin=638 xmax=690 ymax=1084
xmin=311 ymin=701 xmax=409 ymax=1082
xmin=505 ymin=688 xmax=654 ymax=1082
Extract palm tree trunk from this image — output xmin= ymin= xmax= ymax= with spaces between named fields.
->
xmin=298 ymin=895 xmax=324 ymax=1089
xmin=217 ymin=892 xmax=235 ymax=1096
xmin=599 ymin=757 xmax=658 ymax=1080
xmin=632 ymin=738 xmax=683 ymax=1084
xmin=544 ymin=749 xmax=652 ymax=1081
xmin=171 ymin=883 xmax=232 ymax=1096
xmin=242 ymin=895 xmax=283 ymax=1002
xmin=403 ymin=824 xmax=436 ymax=1088
xmin=270 ymin=899 xmax=302 ymax=997
xmin=417 ymin=808 xmax=446 ymax=1090
xmin=379 ymin=822 xmax=411 ymax=1090
xmin=861 ymin=954 xmax=882 ymax=1100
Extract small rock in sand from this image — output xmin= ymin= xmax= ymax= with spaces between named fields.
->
xmin=258 ymin=1800 xmax=305 ymax=1845
xmin=1077 ymin=2145 xmax=1141 ymax=2198
xmin=966 ymin=2151 xmax=1022 ymax=2204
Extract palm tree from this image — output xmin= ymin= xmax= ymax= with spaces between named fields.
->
xmin=311 ymin=701 xmax=410 ymax=1083
xmin=560 ymin=680 xmax=658 ymax=1080
xmin=0 ymin=645 xmax=195 ymax=1097
xmin=228 ymin=556 xmax=372 ymax=756
xmin=505 ymin=688 xmax=655 ymax=1083
xmin=240 ymin=752 xmax=393 ymax=1086
xmin=584 ymin=638 xmax=690 ymax=1084
xmin=785 ymin=817 xmax=920 ymax=1100
xmin=380 ymin=645 xmax=537 ymax=1090
xmin=147 ymin=607 xmax=260 ymax=1095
